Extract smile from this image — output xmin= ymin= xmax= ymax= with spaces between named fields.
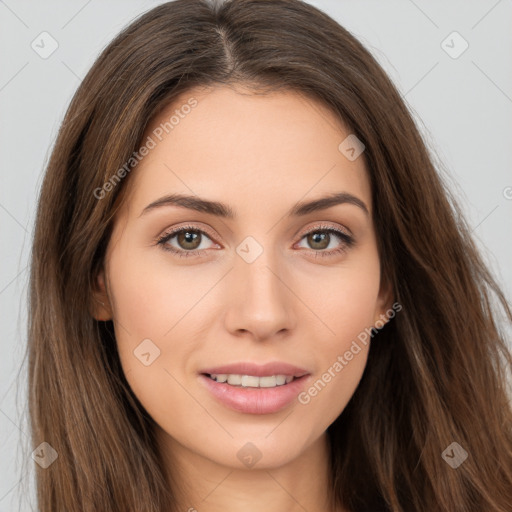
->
xmin=199 ymin=373 xmax=311 ymax=414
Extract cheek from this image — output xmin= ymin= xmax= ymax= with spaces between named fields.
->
xmin=105 ymin=254 xmax=203 ymax=434
xmin=104 ymin=249 xmax=186 ymax=379
xmin=308 ymin=250 xmax=382 ymax=343
xmin=296 ymin=329 xmax=372 ymax=433
xmin=107 ymin=246 xmax=205 ymax=342
xmin=105 ymin=247 xmax=225 ymax=409
xmin=298 ymin=256 xmax=381 ymax=417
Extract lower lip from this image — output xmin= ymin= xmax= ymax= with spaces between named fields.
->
xmin=198 ymin=374 xmax=311 ymax=414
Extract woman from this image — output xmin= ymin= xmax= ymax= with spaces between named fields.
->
xmin=26 ymin=0 xmax=512 ymax=510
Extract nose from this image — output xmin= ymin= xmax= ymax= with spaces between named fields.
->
xmin=223 ymin=247 xmax=296 ymax=342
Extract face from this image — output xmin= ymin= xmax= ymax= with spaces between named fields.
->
xmin=94 ymin=84 xmax=392 ymax=472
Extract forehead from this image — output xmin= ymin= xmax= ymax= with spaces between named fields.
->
xmin=120 ymin=84 xmax=371 ymax=219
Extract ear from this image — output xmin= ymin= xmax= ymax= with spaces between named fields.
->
xmin=373 ymin=273 xmax=395 ymax=328
xmin=90 ymin=268 xmax=113 ymax=321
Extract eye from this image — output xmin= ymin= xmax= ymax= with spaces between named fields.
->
xmin=295 ymin=225 xmax=354 ymax=258
xmin=156 ymin=225 xmax=218 ymax=258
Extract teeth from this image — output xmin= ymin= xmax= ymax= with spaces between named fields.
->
xmin=227 ymin=374 xmax=242 ymax=385
xmin=208 ymin=374 xmax=296 ymax=387
xmin=242 ymin=375 xmax=260 ymax=387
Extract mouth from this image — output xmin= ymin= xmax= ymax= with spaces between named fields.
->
xmin=198 ymin=366 xmax=311 ymax=414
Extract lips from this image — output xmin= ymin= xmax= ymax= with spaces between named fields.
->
xmin=198 ymin=373 xmax=311 ymax=414
xmin=197 ymin=361 xmax=312 ymax=414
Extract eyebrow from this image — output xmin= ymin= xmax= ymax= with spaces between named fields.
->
xmin=139 ymin=191 xmax=369 ymax=218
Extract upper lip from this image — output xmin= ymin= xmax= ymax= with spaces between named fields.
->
xmin=199 ymin=362 xmax=310 ymax=378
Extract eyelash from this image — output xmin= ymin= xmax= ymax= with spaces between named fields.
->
xmin=155 ymin=223 xmax=354 ymax=259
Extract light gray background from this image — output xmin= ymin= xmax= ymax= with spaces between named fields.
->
xmin=1 ymin=0 xmax=511 ymax=510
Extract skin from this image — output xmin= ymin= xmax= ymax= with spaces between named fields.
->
xmin=93 ymin=84 xmax=392 ymax=512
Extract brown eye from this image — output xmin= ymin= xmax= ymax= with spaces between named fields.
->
xmin=176 ymin=229 xmax=202 ymax=250
xmin=306 ymin=231 xmax=331 ymax=250
xmin=296 ymin=226 xmax=354 ymax=258
xmin=157 ymin=225 xmax=218 ymax=257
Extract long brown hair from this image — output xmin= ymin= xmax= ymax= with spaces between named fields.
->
xmin=24 ymin=0 xmax=512 ymax=510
